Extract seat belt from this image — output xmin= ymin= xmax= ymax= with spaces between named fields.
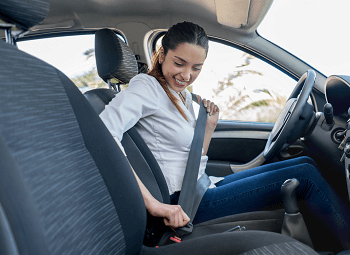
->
xmin=157 ymin=93 xmax=211 ymax=246
xmin=175 ymin=93 xmax=211 ymax=234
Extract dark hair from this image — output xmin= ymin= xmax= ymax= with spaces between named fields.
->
xmin=148 ymin=21 xmax=209 ymax=121
xmin=162 ymin=21 xmax=209 ymax=56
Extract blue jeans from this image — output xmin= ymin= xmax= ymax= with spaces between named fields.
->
xmin=170 ymin=156 xmax=350 ymax=251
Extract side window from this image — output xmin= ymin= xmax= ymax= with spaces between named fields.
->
xmin=17 ymin=34 xmax=108 ymax=92
xmin=191 ymin=41 xmax=297 ymax=122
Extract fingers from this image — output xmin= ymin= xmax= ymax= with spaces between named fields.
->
xmin=163 ymin=205 xmax=189 ymax=229
xmin=182 ymin=210 xmax=190 ymax=224
xmin=196 ymin=95 xmax=201 ymax=103
xmin=202 ymin=99 xmax=219 ymax=116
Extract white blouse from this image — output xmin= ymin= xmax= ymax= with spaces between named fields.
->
xmin=100 ymin=73 xmax=221 ymax=195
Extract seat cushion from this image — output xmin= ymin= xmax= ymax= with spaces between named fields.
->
xmin=141 ymin=230 xmax=318 ymax=255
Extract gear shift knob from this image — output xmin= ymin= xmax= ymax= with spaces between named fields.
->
xmin=281 ymin=178 xmax=300 ymax=214
xmin=281 ymin=178 xmax=314 ymax=248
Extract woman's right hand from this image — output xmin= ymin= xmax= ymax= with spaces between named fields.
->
xmin=131 ymin=166 xmax=190 ymax=229
xmin=146 ymin=199 xmax=190 ymax=229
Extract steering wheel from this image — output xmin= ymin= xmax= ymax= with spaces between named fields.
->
xmin=263 ymin=69 xmax=316 ymax=161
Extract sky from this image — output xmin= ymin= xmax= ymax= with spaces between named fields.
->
xmin=18 ymin=35 xmax=96 ymax=78
xmin=258 ymin=0 xmax=350 ymax=77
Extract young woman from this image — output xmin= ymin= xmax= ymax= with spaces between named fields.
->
xmin=100 ymin=21 xmax=350 ymax=251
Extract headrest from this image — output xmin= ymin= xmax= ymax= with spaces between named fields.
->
xmin=0 ymin=0 xmax=50 ymax=30
xmin=95 ymin=28 xmax=138 ymax=84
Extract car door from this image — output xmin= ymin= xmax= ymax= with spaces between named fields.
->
xmin=188 ymin=40 xmax=310 ymax=177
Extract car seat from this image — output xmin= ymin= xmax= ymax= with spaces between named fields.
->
xmin=0 ymin=0 xmax=319 ymax=254
xmin=89 ymin=27 xmax=289 ymax=240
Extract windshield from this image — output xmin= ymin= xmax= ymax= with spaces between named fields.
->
xmin=258 ymin=0 xmax=350 ymax=77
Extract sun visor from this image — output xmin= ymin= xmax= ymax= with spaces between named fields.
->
xmin=325 ymin=75 xmax=350 ymax=116
xmin=215 ymin=0 xmax=250 ymax=28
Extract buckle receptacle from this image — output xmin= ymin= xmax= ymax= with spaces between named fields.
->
xmin=175 ymin=222 xmax=193 ymax=236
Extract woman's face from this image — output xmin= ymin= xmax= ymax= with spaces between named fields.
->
xmin=159 ymin=43 xmax=207 ymax=93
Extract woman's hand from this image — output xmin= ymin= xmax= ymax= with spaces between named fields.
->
xmin=146 ymin=199 xmax=190 ymax=229
xmin=196 ymin=95 xmax=219 ymax=128
xmin=131 ymin=166 xmax=189 ymax=229
xmin=203 ymin=98 xmax=219 ymax=127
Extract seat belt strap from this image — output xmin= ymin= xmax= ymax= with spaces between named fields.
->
xmin=190 ymin=95 xmax=212 ymax=221
xmin=176 ymin=93 xmax=210 ymax=234
xmin=157 ymin=93 xmax=211 ymax=245
xmin=190 ymin=172 xmax=211 ymax=220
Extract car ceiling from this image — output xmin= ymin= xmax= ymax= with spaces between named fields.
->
xmin=32 ymin=0 xmax=272 ymax=36
xmin=23 ymin=0 xmax=280 ymax=78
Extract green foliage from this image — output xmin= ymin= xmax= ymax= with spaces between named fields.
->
xmin=261 ymin=89 xmax=271 ymax=96
xmin=213 ymin=54 xmax=263 ymax=96
xmin=214 ymin=53 xmax=287 ymax=123
xmin=71 ymin=68 xmax=106 ymax=89
xmin=243 ymin=100 xmax=270 ymax=110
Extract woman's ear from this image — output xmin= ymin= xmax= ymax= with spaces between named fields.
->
xmin=158 ymin=47 xmax=165 ymax=64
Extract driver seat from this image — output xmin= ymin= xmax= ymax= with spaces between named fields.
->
xmin=87 ymin=28 xmax=290 ymax=241
xmin=0 ymin=0 xmax=319 ymax=254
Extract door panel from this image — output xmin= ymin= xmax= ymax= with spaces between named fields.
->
xmin=206 ymin=120 xmax=309 ymax=177
xmin=207 ymin=120 xmax=272 ymax=162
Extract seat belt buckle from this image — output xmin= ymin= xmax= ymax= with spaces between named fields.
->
xmin=175 ymin=222 xmax=193 ymax=236
xmin=168 ymin=222 xmax=193 ymax=244
xmin=169 ymin=236 xmax=182 ymax=243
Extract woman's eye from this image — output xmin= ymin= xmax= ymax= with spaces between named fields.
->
xmin=174 ymin=62 xmax=183 ymax=66
xmin=193 ymin=67 xmax=201 ymax=71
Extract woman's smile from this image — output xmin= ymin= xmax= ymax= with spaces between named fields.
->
xmin=175 ymin=78 xmax=187 ymax=86
xmin=160 ymin=43 xmax=207 ymax=92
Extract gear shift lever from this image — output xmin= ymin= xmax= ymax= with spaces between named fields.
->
xmin=281 ymin=179 xmax=314 ymax=249
xmin=281 ymin=179 xmax=299 ymax=214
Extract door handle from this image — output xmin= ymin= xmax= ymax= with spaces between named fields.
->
xmin=278 ymin=145 xmax=305 ymax=160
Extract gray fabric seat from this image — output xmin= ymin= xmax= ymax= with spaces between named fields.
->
xmin=0 ymin=0 xmax=319 ymax=254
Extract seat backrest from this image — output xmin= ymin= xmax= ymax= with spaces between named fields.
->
xmin=86 ymin=28 xmax=170 ymax=204
xmin=84 ymin=88 xmax=118 ymax=114
xmin=0 ymin=1 xmax=147 ymax=254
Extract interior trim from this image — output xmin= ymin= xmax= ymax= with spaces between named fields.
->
xmin=213 ymin=130 xmax=270 ymax=140
xmin=230 ymin=152 xmax=266 ymax=173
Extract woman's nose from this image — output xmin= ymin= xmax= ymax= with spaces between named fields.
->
xmin=181 ymin=69 xmax=191 ymax=81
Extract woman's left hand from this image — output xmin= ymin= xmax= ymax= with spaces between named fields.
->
xmin=198 ymin=96 xmax=219 ymax=128
xmin=204 ymin=99 xmax=219 ymax=126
